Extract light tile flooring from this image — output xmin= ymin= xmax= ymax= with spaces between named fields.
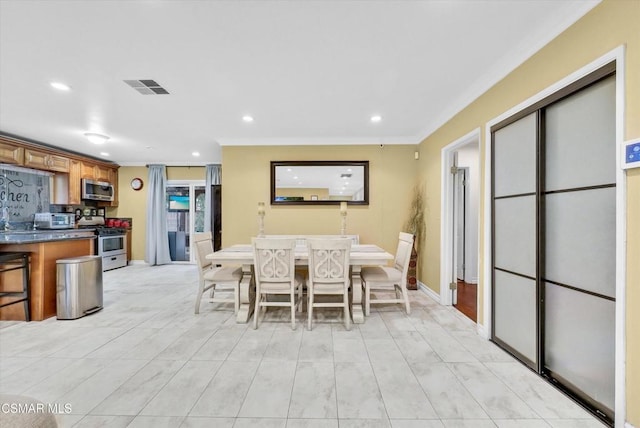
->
xmin=0 ymin=264 xmax=603 ymax=428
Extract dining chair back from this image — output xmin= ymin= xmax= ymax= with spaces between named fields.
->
xmin=361 ymin=232 xmax=414 ymax=315
xmin=252 ymin=237 xmax=303 ymax=329
xmin=306 ymin=238 xmax=352 ymax=330
xmin=193 ymin=232 xmax=241 ymax=314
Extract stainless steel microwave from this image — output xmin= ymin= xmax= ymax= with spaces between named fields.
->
xmin=81 ymin=179 xmax=114 ymax=202
xmin=34 ymin=212 xmax=75 ymax=229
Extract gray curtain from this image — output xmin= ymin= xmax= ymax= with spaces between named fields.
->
xmin=145 ymin=164 xmax=171 ymax=265
xmin=204 ymin=164 xmax=221 ymax=233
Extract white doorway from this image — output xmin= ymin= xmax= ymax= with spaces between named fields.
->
xmin=165 ymin=180 xmax=206 ymax=263
xmin=440 ymin=129 xmax=480 ymax=322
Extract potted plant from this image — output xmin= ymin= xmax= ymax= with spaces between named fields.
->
xmin=404 ymin=184 xmax=425 ymax=290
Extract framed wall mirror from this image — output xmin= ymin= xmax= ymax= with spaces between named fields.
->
xmin=271 ymin=160 xmax=369 ymax=205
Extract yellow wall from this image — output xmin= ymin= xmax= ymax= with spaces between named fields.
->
xmin=109 ymin=166 xmax=206 ymax=260
xmin=221 ymin=145 xmax=417 ymax=255
xmin=415 ymin=0 xmax=639 ymax=423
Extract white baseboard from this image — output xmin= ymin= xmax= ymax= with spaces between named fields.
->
xmin=477 ymin=323 xmax=490 ymax=339
xmin=128 ymin=260 xmax=148 ymax=265
xmin=418 ymin=280 xmax=441 ymax=304
xmin=626 ymin=422 xmax=636 ymax=428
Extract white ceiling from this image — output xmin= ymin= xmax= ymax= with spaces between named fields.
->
xmin=0 ymin=0 xmax=599 ymax=166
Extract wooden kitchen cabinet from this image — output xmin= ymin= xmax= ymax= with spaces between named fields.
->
xmin=68 ymin=159 xmax=82 ymax=205
xmin=0 ymin=140 xmax=24 ymax=165
xmin=94 ymin=164 xmax=111 ymax=182
xmin=0 ymin=135 xmax=119 ymax=205
xmin=24 ymin=148 xmax=70 ymax=172
xmin=81 ymin=161 xmax=112 ymax=182
xmin=108 ymin=167 xmax=119 ymax=207
xmin=81 ymin=161 xmax=97 ymax=179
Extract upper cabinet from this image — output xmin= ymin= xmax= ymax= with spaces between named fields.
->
xmin=0 ymin=140 xmax=24 ymax=165
xmin=24 ymin=148 xmax=70 ymax=172
xmin=0 ymin=135 xmax=119 ymax=206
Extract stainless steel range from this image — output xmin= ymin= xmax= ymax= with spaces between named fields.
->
xmin=78 ymin=216 xmax=128 ymax=271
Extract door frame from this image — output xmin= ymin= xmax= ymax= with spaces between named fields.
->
xmin=166 ymin=179 xmax=206 ymax=263
xmin=440 ymin=128 xmax=480 ymax=308
xmin=482 ymin=46 xmax=626 ymax=426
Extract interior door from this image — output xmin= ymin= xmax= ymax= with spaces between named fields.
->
xmin=455 ymin=168 xmax=466 ymax=281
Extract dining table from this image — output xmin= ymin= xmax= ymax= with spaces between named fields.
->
xmin=206 ymin=243 xmax=394 ymax=324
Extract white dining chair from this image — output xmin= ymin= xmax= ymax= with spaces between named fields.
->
xmin=193 ymin=232 xmax=241 ymax=314
xmin=252 ymin=238 xmax=304 ymax=330
xmin=306 ymin=238 xmax=352 ymax=330
xmin=361 ymin=232 xmax=414 ymax=315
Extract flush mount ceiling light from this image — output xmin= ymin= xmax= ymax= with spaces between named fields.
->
xmin=50 ymin=81 xmax=71 ymax=91
xmin=242 ymin=115 xmax=254 ymax=123
xmin=370 ymin=115 xmax=382 ymax=123
xmin=84 ymin=132 xmax=110 ymax=144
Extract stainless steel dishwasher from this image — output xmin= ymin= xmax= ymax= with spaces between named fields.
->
xmin=56 ymin=255 xmax=103 ymax=320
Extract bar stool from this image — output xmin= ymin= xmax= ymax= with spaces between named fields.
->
xmin=0 ymin=252 xmax=31 ymax=321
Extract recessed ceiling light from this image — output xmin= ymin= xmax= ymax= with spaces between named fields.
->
xmin=242 ymin=115 xmax=254 ymax=123
xmin=84 ymin=132 xmax=109 ymax=144
xmin=50 ymin=82 xmax=71 ymax=91
xmin=287 ymin=168 xmax=292 ymax=172
xmin=192 ymin=151 xmax=200 ymax=157
xmin=370 ymin=115 xmax=382 ymax=123
xmin=293 ymin=176 xmax=298 ymax=180
xmin=100 ymin=152 xmax=109 ymax=157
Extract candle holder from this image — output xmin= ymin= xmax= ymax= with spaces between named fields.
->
xmin=340 ymin=201 xmax=347 ymax=236
xmin=257 ymin=202 xmax=266 ymax=237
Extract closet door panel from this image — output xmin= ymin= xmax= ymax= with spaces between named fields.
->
xmin=494 ymin=112 xmax=537 ymax=197
xmin=545 ymin=77 xmax=616 ymax=191
xmin=494 ymin=196 xmax=536 ymax=278
xmin=544 ymin=282 xmax=615 ymax=411
xmin=545 ymin=188 xmax=616 ymax=298
xmin=494 ymin=270 xmax=537 ymax=363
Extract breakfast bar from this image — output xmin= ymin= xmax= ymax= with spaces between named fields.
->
xmin=0 ymin=230 xmax=96 ymax=321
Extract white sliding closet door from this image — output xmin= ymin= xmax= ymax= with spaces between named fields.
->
xmin=492 ymin=112 xmax=538 ymax=367
xmin=543 ymin=76 xmax=616 ymax=414
xmin=491 ymin=68 xmax=616 ymax=424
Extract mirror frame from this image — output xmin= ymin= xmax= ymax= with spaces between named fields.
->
xmin=270 ymin=160 xmax=369 ymax=206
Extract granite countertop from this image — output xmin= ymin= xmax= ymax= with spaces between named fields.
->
xmin=0 ymin=229 xmax=96 ymax=244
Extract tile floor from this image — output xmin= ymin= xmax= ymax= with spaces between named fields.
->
xmin=0 ymin=264 xmax=604 ymax=427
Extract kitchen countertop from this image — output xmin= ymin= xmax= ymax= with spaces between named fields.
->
xmin=0 ymin=229 xmax=96 ymax=244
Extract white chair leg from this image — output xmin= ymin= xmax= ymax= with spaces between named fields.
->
xmin=194 ymin=280 xmax=205 ymax=314
xmin=307 ymin=290 xmax=314 ymax=330
xmin=253 ymin=293 xmax=260 ymax=329
xmin=290 ymin=290 xmax=296 ymax=330
xmin=364 ymin=282 xmax=370 ymax=316
xmin=234 ymin=285 xmax=240 ymax=314
xmin=343 ymin=290 xmax=350 ymax=331
xmin=403 ymin=287 xmax=411 ymax=315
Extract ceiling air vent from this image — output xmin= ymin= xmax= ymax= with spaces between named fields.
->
xmin=124 ymin=79 xmax=170 ymax=95
xmin=340 ymin=174 xmax=352 ymax=178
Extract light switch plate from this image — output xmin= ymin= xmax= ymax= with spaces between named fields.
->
xmin=622 ymin=138 xmax=640 ymax=170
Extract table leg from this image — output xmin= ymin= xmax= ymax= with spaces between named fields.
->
xmin=351 ymin=265 xmax=364 ymax=324
xmin=236 ymin=263 xmax=255 ymax=323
